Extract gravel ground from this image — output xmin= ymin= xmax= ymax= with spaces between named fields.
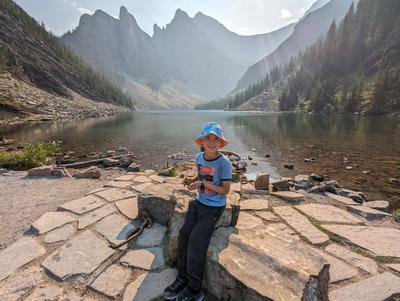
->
xmin=0 ymin=167 xmax=125 ymax=249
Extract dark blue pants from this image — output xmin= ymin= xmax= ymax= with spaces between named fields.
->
xmin=177 ymin=199 xmax=225 ymax=292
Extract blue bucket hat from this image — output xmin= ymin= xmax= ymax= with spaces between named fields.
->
xmin=195 ymin=122 xmax=229 ymax=148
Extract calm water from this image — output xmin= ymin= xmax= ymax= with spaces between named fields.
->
xmin=1 ymin=111 xmax=399 ymax=209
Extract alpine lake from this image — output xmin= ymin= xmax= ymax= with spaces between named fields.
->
xmin=1 ymin=111 xmax=399 ymax=210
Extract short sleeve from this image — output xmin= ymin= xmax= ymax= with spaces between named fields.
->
xmin=220 ymin=158 xmax=232 ymax=181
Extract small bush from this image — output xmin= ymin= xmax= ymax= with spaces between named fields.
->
xmin=0 ymin=142 xmax=59 ymax=170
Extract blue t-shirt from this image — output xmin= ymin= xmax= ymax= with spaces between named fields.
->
xmin=195 ymin=152 xmax=232 ymax=207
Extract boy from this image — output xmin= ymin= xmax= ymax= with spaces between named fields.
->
xmin=164 ymin=122 xmax=232 ymax=301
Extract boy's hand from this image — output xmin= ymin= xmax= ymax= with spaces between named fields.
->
xmin=182 ymin=177 xmax=195 ymax=186
xmin=188 ymin=181 xmax=202 ymax=190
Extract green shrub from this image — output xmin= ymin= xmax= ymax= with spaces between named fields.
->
xmin=0 ymin=142 xmax=59 ymax=170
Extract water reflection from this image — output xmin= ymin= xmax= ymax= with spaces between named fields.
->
xmin=1 ymin=112 xmax=399 ymax=208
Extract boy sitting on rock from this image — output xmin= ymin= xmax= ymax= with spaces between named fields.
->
xmin=164 ymin=122 xmax=232 ymax=301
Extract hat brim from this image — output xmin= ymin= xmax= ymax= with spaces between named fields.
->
xmin=195 ymin=133 xmax=229 ymax=148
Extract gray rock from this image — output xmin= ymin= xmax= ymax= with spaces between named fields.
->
xmin=294 ymin=175 xmax=311 ymax=190
xmin=330 ymin=272 xmax=400 ymax=301
xmin=78 ymin=204 xmax=116 ymax=229
xmin=95 ymin=213 xmax=137 ymax=247
xmin=137 ymin=223 xmax=167 ymax=248
xmin=127 ymin=162 xmax=140 ymax=172
xmin=346 ymin=205 xmax=392 ymax=220
xmin=90 ymin=264 xmax=131 ymax=298
xmin=123 ymin=268 xmax=178 ymax=301
xmin=52 ymin=167 xmax=71 ymax=178
xmin=121 ymin=247 xmax=165 ymax=271
xmin=0 ymin=266 xmax=45 ymax=301
xmin=41 ymin=230 xmax=115 ymax=280
xmin=119 ymin=156 xmax=133 ymax=168
xmin=27 ymin=166 xmax=53 ymax=177
xmin=321 ymin=225 xmax=400 ymax=258
xmin=59 ymin=195 xmax=105 ymax=215
xmin=31 ymin=211 xmax=75 ymax=234
xmin=254 ymin=173 xmax=269 ymax=190
xmin=0 ymin=238 xmax=46 ymax=281
xmin=44 ymin=223 xmax=76 ymax=244
xmin=73 ymin=166 xmax=101 ymax=179
xmin=206 ymin=226 xmax=330 ymax=301
xmin=325 ymin=192 xmax=360 ymax=206
xmin=296 ymin=204 xmax=362 ymax=224
xmin=95 ymin=187 xmax=137 ymax=202
xmin=273 ymin=206 xmax=329 ymax=245
xmin=271 ymin=179 xmax=290 ymax=191
xmin=337 ymin=189 xmax=367 ymax=203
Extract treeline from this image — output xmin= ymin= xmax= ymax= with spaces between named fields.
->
xmin=0 ymin=0 xmax=133 ymax=108
xmin=279 ymin=0 xmax=400 ymax=114
xmin=195 ymin=67 xmax=284 ymax=110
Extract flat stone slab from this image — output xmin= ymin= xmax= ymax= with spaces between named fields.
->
xmin=270 ymin=191 xmax=304 ymax=202
xmin=42 ymin=230 xmax=115 ymax=280
xmin=263 ymin=223 xmax=300 ymax=243
xmin=95 ymin=188 xmax=137 ymax=202
xmin=387 ymin=264 xmax=400 ymax=273
xmin=253 ymin=211 xmax=281 ymax=222
xmin=90 ymin=264 xmax=131 ymax=298
xmin=325 ymin=244 xmax=378 ymax=275
xmin=95 ymin=213 xmax=136 ymax=247
xmin=123 ymin=268 xmax=178 ymax=301
xmin=149 ymin=175 xmax=165 ymax=184
xmin=104 ymin=181 xmax=133 ymax=188
xmin=296 ymin=204 xmax=362 ymax=224
xmin=25 ymin=284 xmax=92 ymax=301
xmin=240 ymin=198 xmax=269 ymax=211
xmin=319 ymin=252 xmax=358 ymax=283
xmin=131 ymin=182 xmax=153 ymax=193
xmin=44 ymin=223 xmax=76 ymax=244
xmin=136 ymin=223 xmax=167 ymax=248
xmin=325 ymin=192 xmax=360 ymax=206
xmin=330 ymin=272 xmax=400 ymax=301
xmin=116 ymin=197 xmax=138 ymax=219
xmin=206 ymin=226 xmax=330 ymax=301
xmin=132 ymin=175 xmax=152 ymax=183
xmin=121 ymin=247 xmax=165 ymax=271
xmin=31 ymin=211 xmax=75 ymax=234
xmin=0 ymin=237 xmax=46 ymax=281
xmin=321 ymin=225 xmax=400 ymax=258
xmin=346 ymin=205 xmax=391 ymax=220
xmin=363 ymin=200 xmax=390 ymax=212
xmin=115 ymin=174 xmax=137 ymax=181
xmin=59 ymin=195 xmax=105 ymax=215
xmin=0 ymin=266 xmax=45 ymax=301
xmin=78 ymin=204 xmax=116 ymax=229
xmin=273 ymin=206 xmax=329 ymax=245
xmin=235 ymin=212 xmax=264 ymax=230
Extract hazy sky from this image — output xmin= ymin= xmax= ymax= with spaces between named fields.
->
xmin=16 ymin=0 xmax=317 ymax=36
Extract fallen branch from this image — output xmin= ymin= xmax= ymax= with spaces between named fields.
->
xmin=59 ymin=154 xmax=136 ymax=169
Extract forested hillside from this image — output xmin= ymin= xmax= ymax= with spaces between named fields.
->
xmin=279 ymin=0 xmax=400 ymax=114
xmin=0 ymin=0 xmax=132 ymax=109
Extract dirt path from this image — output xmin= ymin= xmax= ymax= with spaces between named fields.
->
xmin=0 ymin=168 xmax=125 ymax=248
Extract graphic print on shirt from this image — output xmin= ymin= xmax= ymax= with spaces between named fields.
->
xmin=197 ymin=164 xmax=214 ymax=193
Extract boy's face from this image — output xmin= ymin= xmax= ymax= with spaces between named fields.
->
xmin=202 ymin=134 xmax=221 ymax=152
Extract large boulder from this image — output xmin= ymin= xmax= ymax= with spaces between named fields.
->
xmin=119 ymin=156 xmax=133 ymax=168
xmin=254 ymin=173 xmax=269 ymax=190
xmin=205 ymin=226 xmax=330 ymax=301
xmin=27 ymin=166 xmax=53 ymax=177
xmin=271 ymin=179 xmax=290 ymax=191
xmin=73 ymin=166 xmax=101 ymax=179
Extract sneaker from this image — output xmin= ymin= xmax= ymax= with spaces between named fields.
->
xmin=163 ymin=276 xmax=187 ymax=300
xmin=176 ymin=287 xmax=205 ymax=301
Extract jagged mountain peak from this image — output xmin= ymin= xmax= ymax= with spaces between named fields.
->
xmin=173 ymin=8 xmax=190 ymax=21
xmin=118 ymin=6 xmax=140 ymax=29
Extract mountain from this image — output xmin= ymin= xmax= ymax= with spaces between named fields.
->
xmin=235 ymin=0 xmax=355 ymax=91
xmin=0 ymin=0 xmax=132 ymax=121
xmin=191 ymin=12 xmax=295 ymax=66
xmin=278 ymin=0 xmax=400 ymax=115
